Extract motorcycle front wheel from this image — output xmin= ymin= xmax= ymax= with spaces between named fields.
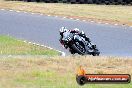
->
xmin=71 ymin=41 xmax=86 ymax=55
xmin=92 ymin=49 xmax=100 ymax=56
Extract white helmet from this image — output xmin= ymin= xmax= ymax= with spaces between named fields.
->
xmin=74 ymin=28 xmax=80 ymax=32
xmin=59 ymin=27 xmax=68 ymax=33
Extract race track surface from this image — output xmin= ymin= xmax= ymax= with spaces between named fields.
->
xmin=0 ymin=10 xmax=132 ymax=56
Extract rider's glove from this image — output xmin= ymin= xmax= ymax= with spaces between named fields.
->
xmin=85 ymin=37 xmax=90 ymax=42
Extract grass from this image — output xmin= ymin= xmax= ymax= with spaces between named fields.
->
xmin=0 ymin=35 xmax=59 ymax=55
xmin=0 ymin=1 xmax=131 ymax=26
xmin=0 ymin=56 xmax=131 ymax=88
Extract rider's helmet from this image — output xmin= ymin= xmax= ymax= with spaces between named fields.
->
xmin=74 ymin=28 xmax=85 ymax=35
xmin=59 ymin=27 xmax=68 ymax=36
xmin=73 ymin=28 xmax=80 ymax=32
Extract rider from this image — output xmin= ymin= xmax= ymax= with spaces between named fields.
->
xmin=59 ymin=27 xmax=90 ymax=52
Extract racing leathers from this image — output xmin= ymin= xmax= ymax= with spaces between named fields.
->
xmin=59 ymin=29 xmax=90 ymax=54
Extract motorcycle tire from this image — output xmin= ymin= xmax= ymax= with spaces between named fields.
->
xmin=92 ymin=49 xmax=100 ymax=56
xmin=71 ymin=41 xmax=86 ymax=55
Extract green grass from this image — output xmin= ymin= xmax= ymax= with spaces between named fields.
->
xmin=0 ymin=56 xmax=131 ymax=88
xmin=14 ymin=71 xmax=132 ymax=88
xmin=0 ymin=35 xmax=59 ymax=55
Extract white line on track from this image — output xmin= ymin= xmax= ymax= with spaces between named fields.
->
xmin=105 ymin=23 xmax=108 ymax=24
xmin=98 ymin=22 xmax=102 ymax=24
xmin=33 ymin=43 xmax=36 ymax=45
xmin=23 ymin=40 xmax=27 ymax=43
xmin=41 ymin=45 xmax=44 ymax=47
xmin=0 ymin=9 xmax=131 ymax=28
xmin=9 ymin=10 xmax=13 ymax=12
xmin=114 ymin=24 xmax=118 ymax=25
xmin=21 ymin=40 xmax=65 ymax=56
xmin=28 ymin=42 xmax=32 ymax=44
xmin=1 ymin=9 xmax=5 ymax=11
xmin=36 ymin=44 xmax=40 ymax=46
xmin=24 ymin=12 xmax=27 ymax=13
xmin=40 ymin=14 xmax=43 ymax=16
xmin=16 ymin=11 xmax=20 ymax=13
xmin=31 ymin=13 xmax=35 ymax=15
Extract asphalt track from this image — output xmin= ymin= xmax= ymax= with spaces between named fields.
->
xmin=0 ymin=10 xmax=132 ymax=56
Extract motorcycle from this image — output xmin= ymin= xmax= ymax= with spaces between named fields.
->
xmin=62 ymin=32 xmax=100 ymax=56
